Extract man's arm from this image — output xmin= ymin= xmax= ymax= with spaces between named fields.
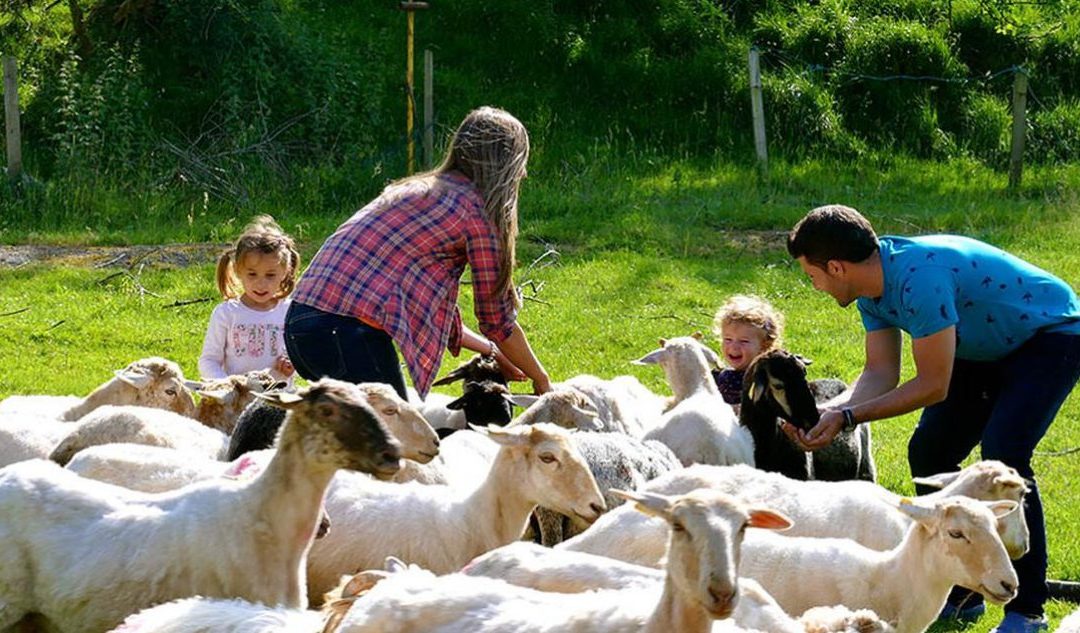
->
xmin=788 ymin=325 xmax=955 ymax=450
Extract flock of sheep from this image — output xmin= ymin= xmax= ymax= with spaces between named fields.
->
xmin=0 ymin=335 xmax=1072 ymax=633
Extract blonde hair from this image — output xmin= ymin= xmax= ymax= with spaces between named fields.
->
xmin=394 ymin=106 xmax=529 ymax=305
xmin=215 ymin=215 xmax=301 ymax=300
xmin=713 ymin=294 xmax=784 ymax=351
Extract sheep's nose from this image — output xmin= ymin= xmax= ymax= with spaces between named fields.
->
xmin=708 ymin=583 xmax=736 ymax=608
xmin=589 ymin=502 xmax=605 ymax=516
xmin=432 ymin=437 xmax=441 ymax=447
xmin=381 ymin=450 xmax=400 ymax=465
xmin=1001 ymin=580 xmax=1016 ymax=594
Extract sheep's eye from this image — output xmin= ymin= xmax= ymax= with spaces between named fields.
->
xmin=165 ymin=388 xmax=177 ymax=396
xmin=948 ymin=529 xmax=966 ymax=540
xmin=538 ymin=453 xmax=557 ymax=464
xmin=672 ymin=522 xmax=687 ymax=533
xmin=382 ymin=407 xmax=398 ymax=416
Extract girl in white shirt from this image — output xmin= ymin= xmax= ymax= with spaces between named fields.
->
xmin=198 ymin=216 xmax=301 ymax=382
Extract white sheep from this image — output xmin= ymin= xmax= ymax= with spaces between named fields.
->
xmin=187 ymin=370 xmax=282 ymax=434
xmin=334 ymin=488 xmax=793 ymax=633
xmin=0 ymin=414 xmax=72 ymax=468
xmin=1058 ymin=607 xmax=1080 ymax=633
xmin=461 ymin=542 xmax=892 ymax=633
xmin=110 ymin=596 xmax=324 ymax=633
xmin=737 ymin=496 xmax=1019 ymax=633
xmin=390 ymin=427 xmax=497 ymax=485
xmin=635 ymin=336 xmax=754 ymax=467
xmin=49 ymin=405 xmax=231 ymax=464
xmin=509 ymin=374 xmax=665 ymax=435
xmin=0 ymin=356 xmax=197 ymax=421
xmin=0 ymin=379 xmax=401 ymax=633
xmin=305 ymin=423 xmax=606 ymax=602
xmin=559 ymin=461 xmax=1029 ymax=567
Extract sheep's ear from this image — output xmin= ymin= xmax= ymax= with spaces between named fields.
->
xmin=611 ymin=489 xmax=674 ymax=521
xmin=254 ymin=390 xmax=305 ymax=409
xmin=570 ymin=403 xmax=599 ymax=419
xmin=196 ymin=389 xmax=230 ymax=402
xmin=896 ymin=497 xmax=937 ymax=524
xmin=384 ymin=556 xmax=408 ymax=573
xmin=748 ymin=369 xmax=769 ymax=403
xmin=184 ymin=379 xmax=207 ymax=391
xmin=911 ymin=470 xmax=961 ymax=489
xmin=993 ymin=473 xmax=1028 ymax=492
xmin=633 ymin=349 xmax=665 ymax=365
xmin=432 ymin=370 xmax=466 ymax=387
xmin=793 ymin=354 xmax=814 ymax=367
xmin=691 ymin=331 xmax=704 ymax=341
xmin=115 ymin=369 xmax=153 ymax=390
xmin=699 ymin=344 xmax=721 ymax=368
xmin=747 ymin=507 xmax=793 ymax=531
xmin=509 ymin=394 xmax=540 ymax=409
xmin=985 ymin=500 xmax=1019 ymax=518
xmin=472 ymin=423 xmax=530 ymax=446
xmin=445 ymin=395 xmax=467 ymax=410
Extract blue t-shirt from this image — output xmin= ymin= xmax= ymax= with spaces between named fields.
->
xmin=857 ymin=235 xmax=1080 ymax=361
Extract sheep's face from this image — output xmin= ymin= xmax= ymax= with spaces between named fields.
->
xmin=617 ymin=489 xmax=792 ymax=620
xmin=432 ymin=354 xmax=504 ymax=387
xmin=112 ymin=357 xmax=198 ymax=418
xmin=262 ymin=379 xmax=401 ymax=479
xmin=447 ymin=380 xmax=513 ymax=426
xmin=191 ymin=370 xmax=279 ymax=433
xmin=900 ymin=497 xmax=1018 ymax=604
xmin=360 ymin=384 xmax=440 ymax=464
xmin=914 ymin=460 xmax=1031 ymax=559
xmin=483 ymin=423 xmax=605 ymax=524
xmin=743 ymin=350 xmax=820 ymax=430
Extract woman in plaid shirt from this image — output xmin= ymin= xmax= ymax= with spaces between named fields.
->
xmin=285 ymin=107 xmax=552 ymax=400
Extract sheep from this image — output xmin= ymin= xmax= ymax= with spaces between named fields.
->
xmin=510 ymin=374 xmax=666 ymax=436
xmin=304 ymin=422 xmax=606 ymax=603
xmin=390 ymin=427 xmax=500 ymax=486
xmin=531 ymin=431 xmax=682 ymax=546
xmin=48 ymin=405 xmax=231 ymax=465
xmin=461 ymin=542 xmax=893 ymax=633
xmin=226 ymin=382 xmax=439 ymax=463
xmin=110 ymin=597 xmax=324 ymax=633
xmin=1058 ymin=607 xmax=1080 ymax=633
xmin=635 ymin=336 xmax=754 ymax=467
xmin=559 ymin=460 xmax=1030 ymax=568
xmin=737 ymin=496 xmax=1019 ymax=633
xmin=0 ymin=378 xmax=401 ymax=633
xmin=333 ymin=488 xmax=793 ymax=633
xmin=418 ymin=354 xmax=515 ymax=433
xmin=0 ymin=414 xmax=72 ymax=468
xmin=740 ymin=350 xmax=875 ymax=482
xmin=0 ymin=356 xmax=197 ymax=421
xmin=187 ymin=370 xmax=283 ymax=434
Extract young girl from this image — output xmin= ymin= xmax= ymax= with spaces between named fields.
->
xmin=286 ymin=106 xmax=550 ymax=400
xmin=198 ymin=215 xmax=301 ymax=382
xmin=711 ymin=294 xmax=785 ymax=405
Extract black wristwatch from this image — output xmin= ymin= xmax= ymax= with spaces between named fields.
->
xmin=841 ymin=408 xmax=859 ymax=431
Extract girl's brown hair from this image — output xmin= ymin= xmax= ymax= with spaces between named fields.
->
xmin=713 ymin=294 xmax=785 ymax=352
xmin=215 ymin=215 xmax=300 ymax=300
xmin=397 ymin=106 xmax=529 ymax=306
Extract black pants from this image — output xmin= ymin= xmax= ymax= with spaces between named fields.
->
xmin=909 ymin=330 xmax=1080 ymax=617
xmin=284 ymin=302 xmax=408 ymax=400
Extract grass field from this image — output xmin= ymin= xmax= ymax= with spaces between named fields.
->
xmin=2 ymin=153 xmax=1079 ymax=630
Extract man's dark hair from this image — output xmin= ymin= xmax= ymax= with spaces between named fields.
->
xmin=787 ymin=205 xmax=879 ymax=268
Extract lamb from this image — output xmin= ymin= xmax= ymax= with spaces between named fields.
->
xmin=187 ymin=370 xmax=283 ymax=434
xmin=0 ymin=379 xmax=401 ymax=633
xmin=0 ymin=356 xmax=197 ymax=421
xmin=737 ymin=496 xmax=1019 ymax=633
xmin=226 ymin=382 xmax=439 ymax=463
xmin=531 ymin=431 xmax=682 ymax=546
xmin=559 ymin=461 xmax=1030 ymax=567
xmin=635 ymin=336 xmax=754 ymax=467
xmin=510 ymin=374 xmax=666 ymax=435
xmin=740 ymin=350 xmax=875 ymax=481
xmin=462 ymin=542 xmax=892 ymax=633
xmin=418 ymin=354 xmax=514 ymax=432
xmin=304 ymin=422 xmax=606 ymax=602
xmin=333 ymin=488 xmax=793 ymax=633
xmin=48 ymin=405 xmax=231 ymax=464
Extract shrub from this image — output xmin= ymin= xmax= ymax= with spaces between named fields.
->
xmin=762 ymin=70 xmax=865 ymax=159
xmin=949 ymin=0 xmax=1034 ymax=77
xmin=959 ymin=93 xmax=1010 ymax=167
xmin=1028 ymin=100 xmax=1080 ymax=164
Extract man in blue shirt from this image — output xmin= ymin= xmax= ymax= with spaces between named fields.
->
xmin=784 ymin=204 xmax=1080 ymax=633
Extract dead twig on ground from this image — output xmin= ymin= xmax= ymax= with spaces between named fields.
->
xmin=0 ymin=307 xmax=30 ymax=318
xmin=633 ymin=313 xmax=703 ymax=330
xmin=163 ymin=297 xmax=215 ymax=309
xmin=1035 ymin=446 xmax=1080 ymax=457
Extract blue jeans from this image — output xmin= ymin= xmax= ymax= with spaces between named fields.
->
xmin=284 ymin=302 xmax=408 ymax=400
xmin=908 ymin=330 xmax=1080 ymax=618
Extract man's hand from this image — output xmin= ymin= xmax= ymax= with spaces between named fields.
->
xmin=781 ymin=409 xmax=844 ymax=451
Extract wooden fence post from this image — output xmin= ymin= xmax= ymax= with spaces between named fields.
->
xmin=1008 ymin=68 xmax=1028 ymax=190
xmin=3 ymin=55 xmax=22 ymax=182
xmin=748 ymin=47 xmax=768 ymax=179
xmin=424 ymin=48 xmax=434 ymax=170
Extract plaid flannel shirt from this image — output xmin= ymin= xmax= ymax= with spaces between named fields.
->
xmin=292 ymin=170 xmax=518 ymax=397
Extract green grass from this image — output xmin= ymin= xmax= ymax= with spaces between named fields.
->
xmin=2 ymin=154 xmax=1079 ymax=629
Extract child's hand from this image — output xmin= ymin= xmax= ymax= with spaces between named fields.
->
xmin=274 ymin=356 xmax=295 ymax=378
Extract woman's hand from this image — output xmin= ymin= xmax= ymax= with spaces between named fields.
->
xmin=493 ymin=349 xmax=528 ymax=382
xmin=531 ymin=375 xmax=553 ymax=395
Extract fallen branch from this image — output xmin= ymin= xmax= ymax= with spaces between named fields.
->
xmin=0 ymin=307 xmax=29 ymax=318
xmin=163 ymin=297 xmax=215 ymax=309
xmin=45 ymin=320 xmax=66 ymax=331
xmin=1034 ymin=446 xmax=1080 ymax=457
xmin=633 ymin=313 xmax=703 ymax=330
xmin=94 ymin=252 xmax=129 ymax=268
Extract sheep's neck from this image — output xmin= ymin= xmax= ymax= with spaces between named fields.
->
xmin=664 ymin=361 xmax=718 ymax=402
xmin=868 ymin=527 xmax=955 ymax=633
xmin=463 ymin=448 xmax=538 ymax=554
xmin=645 ymin=577 xmax=713 ymax=633
xmin=62 ymin=378 xmax=130 ymax=421
xmin=247 ymin=424 xmax=336 ymax=608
